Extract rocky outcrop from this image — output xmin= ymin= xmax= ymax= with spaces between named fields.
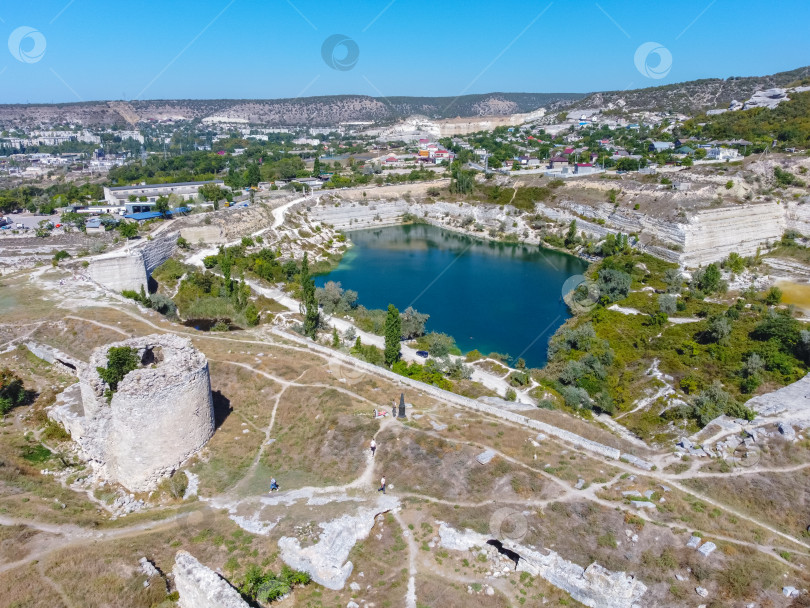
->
xmin=437 ymin=522 xmax=646 ymax=608
xmin=172 ymin=551 xmax=249 ymax=608
xmin=744 ymin=373 xmax=810 ymax=428
xmin=56 ymin=334 xmax=215 ymax=492
xmin=278 ymin=495 xmax=399 ymax=590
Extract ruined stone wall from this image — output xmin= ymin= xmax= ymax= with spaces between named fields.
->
xmin=173 ymin=551 xmax=249 ymax=608
xmin=73 ymin=334 xmax=215 ymax=492
xmin=438 ymin=522 xmax=647 ymax=608
xmin=85 ymin=230 xmax=176 ymax=293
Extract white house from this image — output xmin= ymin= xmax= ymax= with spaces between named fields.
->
xmin=705 ymin=147 xmax=741 ymax=161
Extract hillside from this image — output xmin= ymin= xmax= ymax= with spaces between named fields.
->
xmin=0 ymin=93 xmax=585 ymax=129
xmin=557 ymin=65 xmax=810 ymax=115
xmin=0 ymin=65 xmax=808 ymax=128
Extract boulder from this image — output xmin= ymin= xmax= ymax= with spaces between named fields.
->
xmin=697 ymin=542 xmax=716 ymax=557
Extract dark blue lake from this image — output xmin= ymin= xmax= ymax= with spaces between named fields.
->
xmin=315 ymin=224 xmax=588 ymax=368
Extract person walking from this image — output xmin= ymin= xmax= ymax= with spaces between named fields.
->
xmin=370 ymin=439 xmax=377 ymax=457
xmin=378 ymin=475 xmax=386 ymax=494
xmin=270 ymin=478 xmax=279 ymax=492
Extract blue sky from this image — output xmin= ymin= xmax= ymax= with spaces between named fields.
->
xmin=0 ymin=0 xmax=808 ymax=103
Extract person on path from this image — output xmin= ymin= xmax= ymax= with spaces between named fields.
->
xmin=370 ymin=439 xmax=376 ymax=457
xmin=270 ymin=478 xmax=279 ymax=492
xmin=378 ymin=476 xmax=386 ymax=494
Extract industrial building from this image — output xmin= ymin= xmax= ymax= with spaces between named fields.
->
xmin=103 ymin=180 xmax=225 ymax=205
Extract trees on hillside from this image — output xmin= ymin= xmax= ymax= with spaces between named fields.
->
xmin=118 ymin=221 xmax=139 ymax=239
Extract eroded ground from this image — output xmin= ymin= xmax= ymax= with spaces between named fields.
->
xmin=1 ymin=262 xmax=809 ymax=608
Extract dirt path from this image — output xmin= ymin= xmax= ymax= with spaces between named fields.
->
xmin=392 ymin=511 xmax=418 ymax=608
xmin=14 ymin=294 xmax=810 ymax=588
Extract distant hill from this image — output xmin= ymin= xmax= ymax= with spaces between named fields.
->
xmin=0 ymin=66 xmax=808 ymax=128
xmin=0 ymin=93 xmax=585 ymax=129
xmin=556 ymin=65 xmax=810 ymax=115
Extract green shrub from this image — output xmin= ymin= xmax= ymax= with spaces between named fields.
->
xmin=96 ymin=346 xmax=139 ymax=394
xmin=0 ymin=368 xmax=26 ymax=415
xmin=51 ymin=250 xmax=71 ymax=266
xmin=597 ymin=269 xmax=631 ymax=303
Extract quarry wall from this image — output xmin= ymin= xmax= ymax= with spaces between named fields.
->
xmin=307 ymin=196 xmax=799 ymax=267
xmin=86 ymin=231 xmax=178 ymax=293
xmin=87 ymin=250 xmax=149 ymax=293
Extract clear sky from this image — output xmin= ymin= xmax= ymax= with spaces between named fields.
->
xmin=1 ymin=0 xmax=808 ymax=104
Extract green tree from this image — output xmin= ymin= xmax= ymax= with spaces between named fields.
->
xmin=118 ymin=221 xmax=139 ymax=239
xmin=61 ymin=211 xmax=86 ymax=232
xmin=312 ymin=155 xmax=321 ymax=177
xmin=96 ymin=346 xmax=139 ymax=394
xmin=244 ymin=163 xmax=261 ymax=188
xmin=764 ymin=286 xmax=783 ymax=305
xmin=564 ymin=220 xmax=578 ymax=248
xmin=154 ymin=196 xmax=170 ymax=217
xmin=0 ymin=368 xmax=26 ymax=415
xmin=384 ymin=304 xmax=401 ymax=366
xmin=400 ymin=306 xmax=429 ymax=339
xmin=245 ymin=304 xmax=260 ymax=326
xmin=300 ymin=253 xmax=319 ymax=338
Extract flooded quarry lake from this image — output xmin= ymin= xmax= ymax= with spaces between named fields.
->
xmin=315 ymin=224 xmax=588 ymax=368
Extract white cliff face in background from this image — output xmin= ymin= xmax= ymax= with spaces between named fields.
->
xmin=307 ymin=195 xmax=810 ymax=268
xmin=52 ymin=334 xmax=215 ymax=492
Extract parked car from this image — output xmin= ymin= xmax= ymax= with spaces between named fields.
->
xmin=416 ymin=350 xmax=429 ymax=358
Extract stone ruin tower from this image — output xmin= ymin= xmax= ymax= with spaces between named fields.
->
xmin=75 ymin=334 xmax=215 ymax=492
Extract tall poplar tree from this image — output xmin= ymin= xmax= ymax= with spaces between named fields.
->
xmin=384 ymin=304 xmax=401 ymax=366
xmin=300 ymin=253 xmax=319 ymax=338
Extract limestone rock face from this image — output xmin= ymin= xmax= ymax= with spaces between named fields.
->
xmin=437 ymin=522 xmax=646 ymax=608
xmin=87 ymin=231 xmax=177 ymax=292
xmin=88 ymin=251 xmax=148 ymax=293
xmin=69 ymin=334 xmax=215 ymax=492
xmin=173 ymin=551 xmax=249 ymax=608
xmin=278 ymin=495 xmax=399 ymax=590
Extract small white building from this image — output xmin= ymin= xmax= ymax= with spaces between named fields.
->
xmin=705 ymin=147 xmax=741 ymax=161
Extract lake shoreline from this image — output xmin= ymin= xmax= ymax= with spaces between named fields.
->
xmin=315 ymin=223 xmax=588 ymax=369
